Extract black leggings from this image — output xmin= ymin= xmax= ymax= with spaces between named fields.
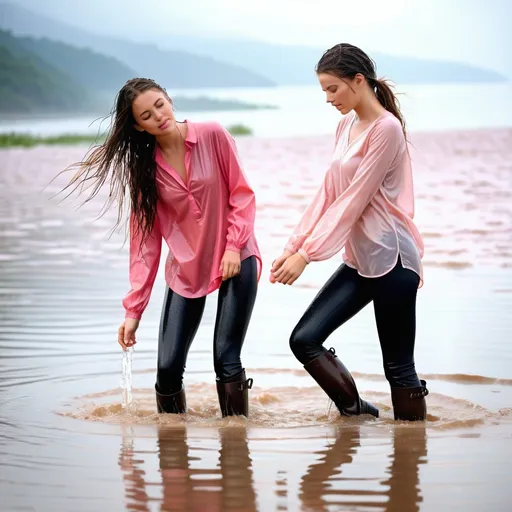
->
xmin=156 ymin=256 xmax=258 ymax=394
xmin=290 ymin=258 xmax=421 ymax=388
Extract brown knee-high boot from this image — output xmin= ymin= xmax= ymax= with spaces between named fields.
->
xmin=304 ymin=348 xmax=379 ymax=418
xmin=216 ymin=370 xmax=253 ymax=418
xmin=390 ymin=380 xmax=429 ymax=421
xmin=155 ymin=385 xmax=187 ymax=414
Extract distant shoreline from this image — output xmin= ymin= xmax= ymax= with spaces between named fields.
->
xmin=0 ymin=124 xmax=253 ymax=148
xmin=0 ymin=96 xmax=278 ymax=121
xmin=1 ymin=123 xmax=510 ymax=149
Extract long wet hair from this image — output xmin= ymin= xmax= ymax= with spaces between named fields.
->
xmin=61 ymin=78 xmax=170 ymax=247
xmin=316 ymin=43 xmax=407 ymax=138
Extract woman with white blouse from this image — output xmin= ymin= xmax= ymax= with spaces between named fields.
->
xmin=271 ymin=43 xmax=429 ymax=421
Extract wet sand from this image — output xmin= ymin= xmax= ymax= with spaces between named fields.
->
xmin=1 ymin=128 xmax=511 ymax=511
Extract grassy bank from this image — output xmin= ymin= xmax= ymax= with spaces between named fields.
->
xmin=0 ymin=124 xmax=253 ymax=148
xmin=227 ymin=124 xmax=253 ymax=136
xmin=0 ymin=133 xmax=102 ymax=148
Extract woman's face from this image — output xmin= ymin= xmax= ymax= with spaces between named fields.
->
xmin=317 ymin=72 xmax=363 ymax=115
xmin=131 ymin=88 xmax=176 ymax=135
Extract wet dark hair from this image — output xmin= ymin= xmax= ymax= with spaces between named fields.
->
xmin=316 ymin=43 xmax=406 ymax=138
xmin=61 ymin=77 xmax=170 ymax=247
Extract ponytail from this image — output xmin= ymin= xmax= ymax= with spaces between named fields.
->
xmin=314 ymin=43 xmax=408 ymax=139
xmin=372 ymin=78 xmax=407 ymax=139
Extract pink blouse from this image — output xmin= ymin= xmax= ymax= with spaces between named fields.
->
xmin=286 ymin=111 xmax=424 ymax=284
xmin=123 ymin=120 xmax=262 ymax=320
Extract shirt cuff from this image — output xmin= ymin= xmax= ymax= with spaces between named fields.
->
xmin=225 ymin=243 xmax=242 ymax=253
xmin=297 ymin=248 xmax=310 ymax=264
xmin=285 ymin=244 xmax=298 ymax=254
xmin=125 ymin=311 xmax=142 ymax=320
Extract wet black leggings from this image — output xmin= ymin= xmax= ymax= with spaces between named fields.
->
xmin=156 ymin=256 xmax=258 ymax=394
xmin=289 ymin=259 xmax=422 ymax=388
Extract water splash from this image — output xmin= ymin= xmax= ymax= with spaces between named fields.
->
xmin=121 ymin=347 xmax=134 ymax=412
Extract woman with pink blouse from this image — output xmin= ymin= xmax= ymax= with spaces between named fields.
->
xmin=64 ymin=78 xmax=261 ymax=418
xmin=271 ymin=44 xmax=429 ymax=421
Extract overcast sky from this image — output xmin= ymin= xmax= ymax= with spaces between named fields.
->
xmin=9 ymin=0 xmax=511 ymax=75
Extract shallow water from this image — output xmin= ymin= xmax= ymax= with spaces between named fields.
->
xmin=1 ymin=128 xmax=512 ymax=511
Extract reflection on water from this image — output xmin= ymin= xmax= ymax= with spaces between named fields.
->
xmin=382 ymin=427 xmax=427 ymax=512
xmin=118 ymin=425 xmax=428 ymax=512
xmin=120 ymin=426 xmax=257 ymax=512
xmin=300 ymin=426 xmax=427 ymax=512
xmin=299 ymin=426 xmax=362 ymax=511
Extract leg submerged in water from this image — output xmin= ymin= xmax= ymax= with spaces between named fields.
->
xmin=289 ymin=264 xmax=378 ymax=418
